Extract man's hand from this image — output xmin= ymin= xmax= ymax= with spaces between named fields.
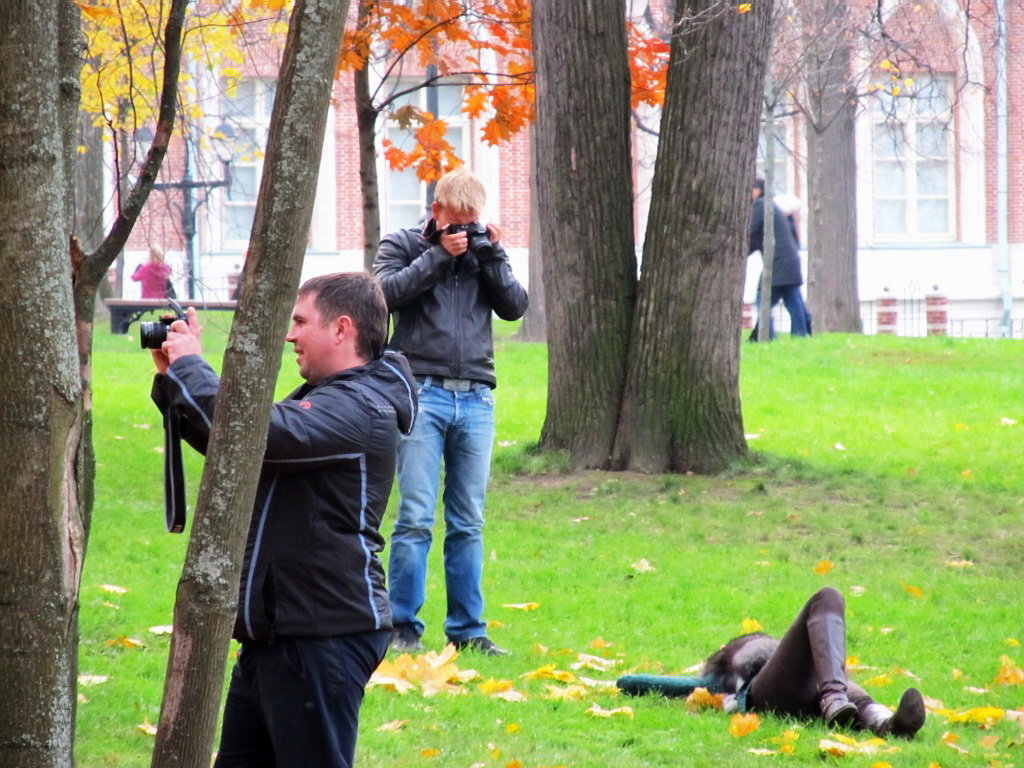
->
xmin=485 ymin=221 xmax=502 ymax=244
xmin=439 ymin=227 xmax=468 ymax=258
xmin=152 ymin=306 xmax=203 ymax=373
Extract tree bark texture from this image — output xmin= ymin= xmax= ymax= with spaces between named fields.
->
xmin=534 ymin=0 xmax=637 ymax=467
xmin=612 ymin=0 xmax=772 ymax=472
xmin=0 ymin=3 xmax=84 ymax=767
xmin=149 ymin=1 xmax=351 ymax=765
xmin=355 ymin=0 xmax=381 ymax=273
xmin=802 ymin=0 xmax=861 ymax=332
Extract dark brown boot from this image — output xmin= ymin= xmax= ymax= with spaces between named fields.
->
xmin=808 ymin=613 xmax=858 ymax=728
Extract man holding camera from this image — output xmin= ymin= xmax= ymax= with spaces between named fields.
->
xmin=373 ymin=169 xmax=528 ymax=656
xmin=150 ymin=273 xmax=416 ymax=768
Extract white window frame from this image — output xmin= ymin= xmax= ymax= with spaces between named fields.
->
xmin=869 ymin=74 xmax=955 ymax=242
xmin=379 ymin=77 xmax=471 ymax=232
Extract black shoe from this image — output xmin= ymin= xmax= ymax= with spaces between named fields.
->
xmin=450 ymin=636 xmax=509 ymax=656
xmin=390 ymin=624 xmax=424 ymax=653
xmin=888 ymin=688 xmax=926 ymax=738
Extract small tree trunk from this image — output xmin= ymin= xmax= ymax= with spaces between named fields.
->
xmin=514 ymin=129 xmax=546 ymax=342
xmin=803 ymin=0 xmax=861 ymax=332
xmin=612 ymin=0 xmax=772 ymax=472
xmin=534 ymin=0 xmax=636 ymax=467
xmin=149 ymin=0 xmax=351 ymax=765
xmin=355 ymin=0 xmax=381 ymax=272
xmin=0 ymin=4 xmax=84 ymax=767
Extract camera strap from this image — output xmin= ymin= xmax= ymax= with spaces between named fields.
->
xmin=163 ymin=406 xmax=187 ymax=533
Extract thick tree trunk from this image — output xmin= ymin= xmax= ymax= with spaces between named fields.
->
xmin=355 ymin=0 xmax=381 ymax=272
xmin=534 ymin=0 xmax=636 ymax=467
xmin=149 ymin=0 xmax=351 ymax=765
xmin=803 ymin=0 xmax=861 ymax=332
xmin=0 ymin=4 xmax=84 ymax=768
xmin=612 ymin=0 xmax=772 ymax=472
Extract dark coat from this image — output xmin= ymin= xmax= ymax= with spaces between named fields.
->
xmin=373 ymin=221 xmax=528 ymax=388
xmin=749 ymin=197 xmax=803 ymax=287
xmin=152 ymin=351 xmax=417 ymax=643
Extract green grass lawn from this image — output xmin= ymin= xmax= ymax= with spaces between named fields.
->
xmin=77 ymin=318 xmax=1024 ymax=767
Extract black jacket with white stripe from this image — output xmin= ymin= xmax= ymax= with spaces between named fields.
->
xmin=152 ymin=351 xmax=416 ymax=643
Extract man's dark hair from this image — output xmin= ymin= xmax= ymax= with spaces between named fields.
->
xmin=753 ymin=178 xmax=766 ymax=196
xmin=298 ymin=272 xmax=387 ymax=360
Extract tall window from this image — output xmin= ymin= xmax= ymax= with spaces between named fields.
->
xmin=220 ymin=77 xmax=276 ymax=243
xmin=871 ymin=75 xmax=953 ymax=239
xmin=383 ymin=78 xmax=468 ymax=230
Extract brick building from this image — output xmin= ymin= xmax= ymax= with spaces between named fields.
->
xmin=118 ymin=1 xmax=1024 ymax=337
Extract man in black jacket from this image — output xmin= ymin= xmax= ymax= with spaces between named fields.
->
xmin=749 ymin=179 xmax=811 ymax=339
xmin=374 ymin=169 xmax=528 ymax=656
xmin=150 ymin=272 xmax=416 ymax=768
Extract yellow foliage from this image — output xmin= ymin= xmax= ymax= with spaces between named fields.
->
xmin=728 ymin=713 xmax=761 ymax=738
xmin=742 ymin=618 xmax=764 ymax=633
xmin=994 ymin=655 xmax=1024 ymax=685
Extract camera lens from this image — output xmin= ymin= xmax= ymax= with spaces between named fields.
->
xmin=139 ymin=321 xmax=169 ymax=349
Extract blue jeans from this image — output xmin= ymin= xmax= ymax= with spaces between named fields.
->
xmin=388 ymin=378 xmax=495 ymax=641
xmin=753 ymin=283 xmax=810 ymax=339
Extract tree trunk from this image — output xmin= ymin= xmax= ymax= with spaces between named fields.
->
xmin=355 ymin=0 xmax=381 ymax=272
xmin=612 ymin=0 xmax=772 ymax=472
xmin=534 ymin=0 xmax=636 ymax=467
xmin=149 ymin=0 xmax=351 ymax=765
xmin=0 ymin=4 xmax=84 ymax=767
xmin=514 ymin=129 xmax=546 ymax=343
xmin=803 ymin=0 xmax=861 ymax=332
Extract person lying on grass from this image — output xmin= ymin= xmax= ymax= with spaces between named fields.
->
xmin=619 ymin=587 xmax=926 ymax=738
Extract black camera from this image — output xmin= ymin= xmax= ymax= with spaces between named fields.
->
xmin=139 ymin=298 xmax=186 ymax=349
xmin=446 ymin=222 xmax=495 ymax=260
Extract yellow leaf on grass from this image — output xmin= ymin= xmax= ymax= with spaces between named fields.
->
xmin=104 ymin=635 xmax=145 ymax=649
xmin=136 ymin=719 xmax=158 ymax=736
xmin=864 ymin=674 xmax=894 ymax=687
xmin=944 ymin=559 xmax=974 ymax=568
xmin=870 ymin=762 xmax=892 ymax=768
xmin=522 ymin=664 xmax=575 ymax=683
xmin=571 ymin=654 xmax=621 ymax=672
xmin=813 ymin=560 xmax=835 ymax=575
xmin=502 ymin=602 xmax=539 ymax=611
xmin=901 ymin=582 xmax=924 ymax=598
xmin=479 ymin=679 xmax=514 ymax=695
xmin=585 ymin=703 xmax=634 ymax=718
xmin=728 ymin=713 xmax=761 ymax=738
xmin=630 ymin=558 xmax=656 ymax=572
xmin=1005 ymin=637 xmax=1020 ymax=647
xmin=818 ymin=735 xmax=894 ymax=756
xmin=941 ymin=730 xmax=969 ymax=754
xmin=941 ymin=706 xmax=1005 ymax=726
xmin=506 ymin=723 xmax=521 ymax=733
xmin=994 ymin=655 xmax=1024 ymax=685
xmin=741 ymin=618 xmax=764 ymax=633
xmin=420 ymin=747 xmax=442 ymax=758
xmin=979 ymin=735 xmax=1000 ymax=749
xmin=590 ymin=637 xmax=614 ymax=650
xmin=686 ymin=687 xmax=725 ymax=711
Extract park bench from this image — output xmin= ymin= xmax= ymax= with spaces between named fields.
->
xmin=103 ymin=298 xmax=237 ymax=334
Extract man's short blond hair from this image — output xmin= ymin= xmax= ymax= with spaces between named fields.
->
xmin=434 ymin=169 xmax=486 ymax=216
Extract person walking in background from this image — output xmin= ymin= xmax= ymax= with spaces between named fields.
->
xmin=131 ymin=245 xmax=174 ymax=299
xmin=748 ymin=179 xmax=810 ymax=339
xmin=373 ymin=169 xmax=528 ymax=656
xmin=149 ymin=273 xmax=417 ymax=768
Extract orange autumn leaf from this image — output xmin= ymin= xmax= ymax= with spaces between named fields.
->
xmin=813 ymin=560 xmax=835 ymax=575
xmin=901 ymin=582 xmax=924 ymax=598
xmin=419 ymin=747 xmax=442 ymax=758
xmin=686 ymin=687 xmax=725 ymax=711
xmin=104 ymin=635 xmax=145 ymax=650
xmin=728 ymin=713 xmax=761 ymax=738
xmin=994 ymin=655 xmax=1024 ymax=685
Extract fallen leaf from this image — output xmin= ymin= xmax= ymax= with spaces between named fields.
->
xmin=522 ymin=664 xmax=575 ymax=683
xmin=376 ymin=719 xmax=408 ymax=732
xmin=864 ymin=674 xmax=894 ymax=687
xmin=944 ymin=559 xmax=974 ymax=568
xmin=501 ymin=602 xmax=539 ymax=612
xmin=478 ymin=679 xmax=515 ymax=695
xmin=834 ymin=443 xmax=847 ymax=451
xmin=505 ymin=723 xmax=521 ymax=733
xmin=994 ymin=655 xmax=1024 ymax=685
xmin=747 ymin=748 xmax=776 ymax=755
xmin=901 ymin=582 xmax=924 ymax=598
xmin=590 ymin=637 xmax=614 ymax=650
xmin=1000 ymin=417 xmax=1017 ymax=426
xmin=941 ymin=730 xmax=969 ymax=754
xmin=813 ymin=560 xmax=835 ymax=575
xmin=979 ymin=734 xmax=1000 ymax=749
xmin=148 ymin=625 xmax=174 ymax=635
xmin=686 ymin=687 xmax=725 ymax=711
xmin=77 ymin=675 xmax=109 ymax=686
xmin=585 ymin=703 xmax=634 ymax=719
xmin=630 ymin=558 xmax=656 ymax=573
xmin=137 ymin=720 xmax=157 ymax=736
xmin=1005 ymin=637 xmax=1020 ymax=647
xmin=100 ymin=584 xmax=128 ymax=595
xmin=741 ymin=618 xmax=764 ymax=633
xmin=570 ymin=654 xmax=621 ymax=672
xmin=728 ymin=713 xmax=761 ymax=738
xmin=420 ymin=747 xmax=442 ymax=758
xmin=936 ymin=707 xmax=1005 ymax=727
xmin=104 ymin=635 xmax=145 ymax=650
xmin=818 ymin=735 xmax=896 ymax=756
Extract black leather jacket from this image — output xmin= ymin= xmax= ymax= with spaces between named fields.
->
xmin=152 ymin=351 xmax=417 ymax=642
xmin=373 ymin=220 xmax=529 ymax=387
